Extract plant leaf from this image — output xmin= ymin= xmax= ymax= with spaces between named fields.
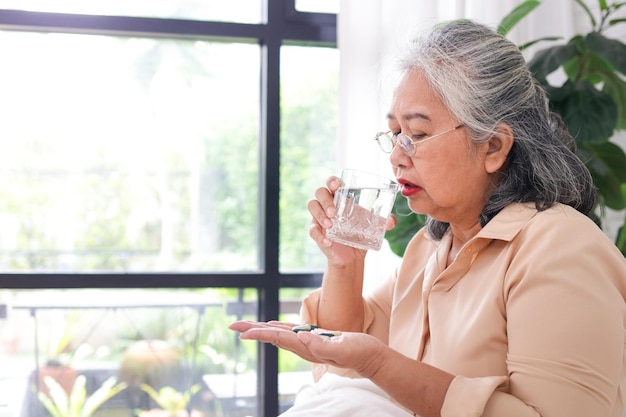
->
xmin=583 ymin=141 xmax=626 ymax=182
xmin=68 ymin=375 xmax=86 ymax=417
xmin=157 ymin=386 xmax=185 ymax=411
xmin=574 ymin=0 xmax=597 ymax=27
xmin=562 ymin=49 xmax=613 ymax=84
xmin=37 ymin=389 xmax=64 ymax=417
xmin=498 ymin=0 xmax=541 ymax=35
xmin=584 ymin=32 xmax=626 ymax=74
xmin=589 ymin=169 xmax=626 ymax=210
xmin=139 ymin=383 xmax=161 ymax=405
xmin=581 ymin=141 xmax=626 ymax=210
xmin=43 ymin=376 xmax=70 ymax=416
xmin=549 ymin=81 xmax=617 ymax=144
xmin=528 ymin=42 xmax=578 ymax=82
xmin=518 ymin=36 xmax=563 ymax=51
xmin=81 ymin=376 xmax=127 ymax=417
xmin=384 ymin=193 xmax=425 ymax=257
xmin=600 ymin=73 xmax=626 ymax=129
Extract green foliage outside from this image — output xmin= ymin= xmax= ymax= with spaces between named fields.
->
xmin=0 ymin=35 xmax=337 ymax=413
xmin=38 ymin=375 xmax=127 ymax=417
xmin=0 ymin=37 xmax=338 ymax=271
xmin=139 ymin=383 xmax=201 ymax=415
xmin=279 ymin=46 xmax=340 ymax=271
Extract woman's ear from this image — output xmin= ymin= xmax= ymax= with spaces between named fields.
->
xmin=485 ymin=123 xmax=514 ymax=173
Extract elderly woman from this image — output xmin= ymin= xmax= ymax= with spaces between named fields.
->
xmin=229 ymin=20 xmax=626 ymax=417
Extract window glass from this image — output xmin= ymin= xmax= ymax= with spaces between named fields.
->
xmin=0 ymin=31 xmax=261 ymax=272
xmin=279 ymin=45 xmax=339 ymax=272
xmin=278 ymin=288 xmax=315 ymax=412
xmin=0 ymin=288 xmax=259 ymax=416
xmin=0 ymin=0 xmax=263 ymax=23
xmin=295 ymin=0 xmax=339 ymax=14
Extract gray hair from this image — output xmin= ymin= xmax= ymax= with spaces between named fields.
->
xmin=396 ymin=20 xmax=596 ymax=240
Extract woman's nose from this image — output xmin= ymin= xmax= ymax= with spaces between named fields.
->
xmin=389 ymin=143 xmax=410 ymax=169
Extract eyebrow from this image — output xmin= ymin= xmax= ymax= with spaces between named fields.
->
xmin=386 ymin=112 xmax=432 ymax=122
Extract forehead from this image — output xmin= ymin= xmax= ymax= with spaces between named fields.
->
xmin=388 ymin=69 xmax=448 ymax=123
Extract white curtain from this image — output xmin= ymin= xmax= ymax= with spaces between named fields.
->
xmin=337 ymin=0 xmax=626 ymax=289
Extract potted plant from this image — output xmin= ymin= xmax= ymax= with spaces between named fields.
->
xmin=37 ymin=374 xmax=127 ymax=417
xmin=37 ymin=311 xmax=81 ymax=398
xmin=137 ymin=383 xmax=203 ymax=417
xmin=385 ymin=0 xmax=626 ymax=256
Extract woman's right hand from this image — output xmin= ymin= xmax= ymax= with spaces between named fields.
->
xmin=307 ymin=175 xmax=369 ymax=266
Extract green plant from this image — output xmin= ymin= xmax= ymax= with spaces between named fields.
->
xmin=37 ymin=374 xmax=127 ymax=417
xmin=385 ymin=0 xmax=626 ymax=256
xmin=139 ymin=383 xmax=201 ymax=416
xmin=43 ymin=310 xmax=80 ymax=367
xmin=503 ymin=0 xmax=626 ymax=252
xmin=385 ymin=193 xmax=427 ymax=257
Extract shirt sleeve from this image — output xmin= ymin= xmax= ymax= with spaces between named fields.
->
xmin=441 ymin=375 xmax=541 ymax=417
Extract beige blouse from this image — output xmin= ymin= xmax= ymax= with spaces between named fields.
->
xmin=302 ymin=203 xmax=626 ymax=416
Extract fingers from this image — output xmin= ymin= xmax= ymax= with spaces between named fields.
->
xmin=228 ymin=321 xmax=289 ymax=345
xmin=308 ymin=188 xmax=335 ymax=227
xmin=307 ymin=176 xmax=341 ymax=249
xmin=239 ymin=326 xmax=288 ymax=345
xmin=229 ymin=320 xmax=356 ymax=366
xmin=307 ymin=197 xmax=332 ymax=230
xmin=228 ymin=320 xmax=296 ymax=333
xmin=266 ymin=320 xmax=300 ymax=331
xmin=229 ymin=321 xmax=336 ymax=347
xmin=308 ymin=176 xmax=341 ymax=224
xmin=228 ymin=320 xmax=262 ymax=332
xmin=325 ymin=175 xmax=342 ymax=193
xmin=233 ymin=323 xmax=320 ymax=362
xmin=386 ymin=213 xmax=397 ymax=231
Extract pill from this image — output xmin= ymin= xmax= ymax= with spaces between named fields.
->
xmin=292 ymin=324 xmax=319 ymax=333
xmin=312 ymin=328 xmax=342 ymax=338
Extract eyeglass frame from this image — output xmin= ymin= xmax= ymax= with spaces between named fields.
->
xmin=374 ymin=124 xmax=465 ymax=156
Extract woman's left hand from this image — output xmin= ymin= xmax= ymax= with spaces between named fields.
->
xmin=228 ymin=320 xmax=386 ymax=378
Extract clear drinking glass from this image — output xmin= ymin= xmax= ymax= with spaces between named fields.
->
xmin=326 ymin=169 xmax=399 ymax=251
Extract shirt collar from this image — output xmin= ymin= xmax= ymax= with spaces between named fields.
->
xmin=475 ymin=202 xmax=540 ymax=242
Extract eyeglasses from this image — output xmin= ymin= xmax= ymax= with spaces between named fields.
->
xmin=374 ymin=124 xmax=464 ymax=156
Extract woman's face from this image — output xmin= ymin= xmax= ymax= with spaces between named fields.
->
xmin=388 ymin=69 xmax=495 ymax=229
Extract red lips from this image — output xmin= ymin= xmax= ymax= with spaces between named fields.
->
xmin=397 ymin=178 xmax=423 ymax=197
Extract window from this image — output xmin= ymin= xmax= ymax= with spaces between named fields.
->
xmin=0 ymin=33 xmax=262 ymax=272
xmin=295 ymin=0 xmax=340 ymax=14
xmin=0 ymin=0 xmax=264 ymax=22
xmin=0 ymin=2 xmax=337 ymax=416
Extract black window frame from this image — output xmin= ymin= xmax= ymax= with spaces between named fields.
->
xmin=0 ymin=2 xmax=335 ymax=415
